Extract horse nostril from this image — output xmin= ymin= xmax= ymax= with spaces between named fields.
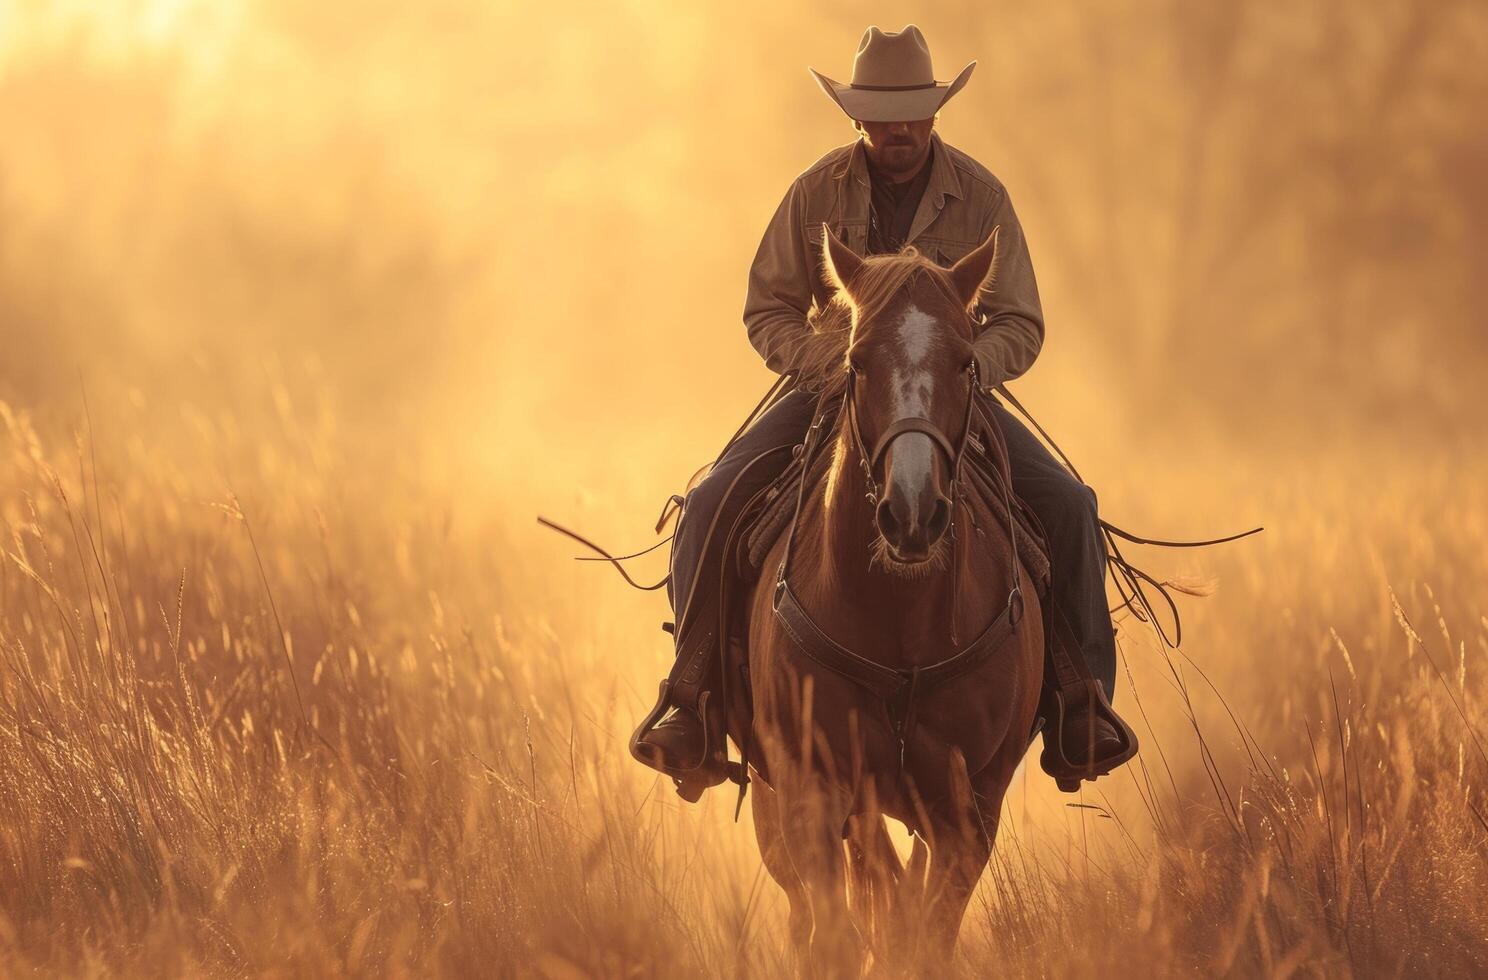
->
xmin=926 ymin=494 xmax=952 ymax=542
xmin=875 ymin=497 xmax=902 ymax=540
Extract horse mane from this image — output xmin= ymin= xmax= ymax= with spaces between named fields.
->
xmin=793 ymin=247 xmax=956 ymax=401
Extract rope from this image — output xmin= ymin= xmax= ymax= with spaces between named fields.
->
xmin=534 ymin=516 xmax=671 ymax=592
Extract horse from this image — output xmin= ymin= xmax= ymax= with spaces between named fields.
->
xmin=731 ymin=224 xmax=1045 ymax=977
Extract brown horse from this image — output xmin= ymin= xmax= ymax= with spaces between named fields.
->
xmin=733 ymin=226 xmax=1044 ymax=977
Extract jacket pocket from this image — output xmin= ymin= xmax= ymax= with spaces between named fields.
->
xmin=806 ymin=218 xmax=869 ymax=254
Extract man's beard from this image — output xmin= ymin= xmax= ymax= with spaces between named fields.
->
xmin=876 ymin=140 xmax=925 ymax=176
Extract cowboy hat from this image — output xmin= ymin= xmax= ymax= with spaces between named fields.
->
xmin=809 ymin=25 xmax=975 ymax=123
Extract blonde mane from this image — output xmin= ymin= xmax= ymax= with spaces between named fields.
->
xmin=793 ymin=247 xmax=958 ymax=399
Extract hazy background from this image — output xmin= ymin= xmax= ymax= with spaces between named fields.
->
xmin=0 ymin=2 xmax=1485 ymax=974
xmin=4 ymin=0 xmax=1485 ymax=483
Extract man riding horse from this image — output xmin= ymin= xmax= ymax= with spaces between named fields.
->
xmin=632 ymin=25 xmax=1135 ymax=797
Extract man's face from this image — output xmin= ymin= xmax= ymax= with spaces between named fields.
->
xmin=856 ymin=117 xmax=936 ymax=180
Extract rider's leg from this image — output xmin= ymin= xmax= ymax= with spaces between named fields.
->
xmin=985 ymin=399 xmax=1125 ymax=765
xmin=633 ymin=387 xmax=817 ymax=776
xmin=668 ymin=387 xmax=818 ymax=626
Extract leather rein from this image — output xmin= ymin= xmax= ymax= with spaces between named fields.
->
xmin=770 ymin=358 xmax=1026 ymax=770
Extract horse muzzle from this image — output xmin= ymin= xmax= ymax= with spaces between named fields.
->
xmin=875 ymin=480 xmax=953 ymax=563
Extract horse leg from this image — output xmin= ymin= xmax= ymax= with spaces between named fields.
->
xmin=844 ymin=813 xmax=903 ymax=973
xmin=774 ymin=776 xmax=862 ymax=979
xmin=916 ymin=751 xmax=993 ymax=973
xmin=751 ymin=779 xmax=813 ymax=956
xmin=916 ymin=752 xmax=1024 ymax=975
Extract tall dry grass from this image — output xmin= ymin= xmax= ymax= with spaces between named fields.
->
xmin=0 ymin=391 xmax=1483 ymax=978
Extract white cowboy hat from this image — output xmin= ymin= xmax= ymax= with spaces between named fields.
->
xmin=809 ymin=25 xmax=975 ymax=123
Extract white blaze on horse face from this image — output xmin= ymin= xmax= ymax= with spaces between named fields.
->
xmin=885 ymin=303 xmax=938 ymax=499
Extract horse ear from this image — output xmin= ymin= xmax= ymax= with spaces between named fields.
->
xmin=820 ymin=223 xmax=864 ymax=296
xmin=948 ymin=225 xmax=1001 ymax=310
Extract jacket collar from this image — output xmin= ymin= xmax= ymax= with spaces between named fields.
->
xmin=832 ymin=131 xmax=964 ymax=244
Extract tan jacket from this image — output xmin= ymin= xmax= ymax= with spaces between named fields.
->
xmin=743 ymin=131 xmax=1044 ymax=388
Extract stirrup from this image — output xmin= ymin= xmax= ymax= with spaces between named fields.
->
xmin=1038 ymin=680 xmax=1139 ymax=792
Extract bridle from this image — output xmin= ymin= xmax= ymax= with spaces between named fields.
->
xmin=845 ymin=353 xmax=979 ymax=510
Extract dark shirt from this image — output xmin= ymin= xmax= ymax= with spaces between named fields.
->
xmin=866 ymin=144 xmax=934 ymax=255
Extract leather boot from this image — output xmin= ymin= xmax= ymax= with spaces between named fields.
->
xmin=632 ymin=704 xmax=707 ymax=771
xmin=1038 ymin=606 xmax=1139 ymax=792
xmin=1038 ymin=681 xmax=1139 ymax=792
xmin=629 ymin=613 xmax=733 ymax=801
xmin=1059 ymin=708 xmax=1124 ymax=768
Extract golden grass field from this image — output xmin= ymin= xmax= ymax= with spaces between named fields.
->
xmin=0 ymin=391 xmax=1483 ymax=977
xmin=2 ymin=2 xmax=1487 ymax=976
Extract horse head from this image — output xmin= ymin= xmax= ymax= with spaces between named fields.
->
xmin=820 ymin=224 xmax=1002 ymax=568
